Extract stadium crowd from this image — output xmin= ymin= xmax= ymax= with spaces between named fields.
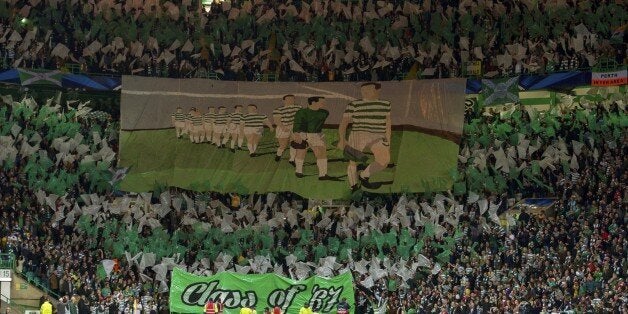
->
xmin=0 ymin=0 xmax=626 ymax=81
xmin=0 ymin=92 xmax=626 ymax=313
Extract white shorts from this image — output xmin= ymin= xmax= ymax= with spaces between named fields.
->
xmin=213 ymin=124 xmax=227 ymax=134
xmin=244 ymin=127 xmax=263 ymax=136
xmin=348 ymin=131 xmax=387 ymax=152
xmin=275 ymin=125 xmax=293 ymax=139
xmin=203 ymin=123 xmax=213 ymax=131
xmin=227 ymin=123 xmax=241 ymax=133
xmin=192 ymin=125 xmax=204 ymax=133
xmin=174 ymin=121 xmax=186 ymax=129
xmin=302 ymin=133 xmax=326 ymax=147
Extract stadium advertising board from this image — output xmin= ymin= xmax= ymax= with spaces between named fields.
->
xmin=169 ymin=268 xmax=354 ymax=314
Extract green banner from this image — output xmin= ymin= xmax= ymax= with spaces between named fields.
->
xmin=169 ymin=268 xmax=355 ymax=314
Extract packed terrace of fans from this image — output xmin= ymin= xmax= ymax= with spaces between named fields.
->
xmin=0 ymin=0 xmax=626 ymax=313
xmin=0 ymin=93 xmax=625 ymax=312
xmin=0 ymin=0 xmax=626 ymax=81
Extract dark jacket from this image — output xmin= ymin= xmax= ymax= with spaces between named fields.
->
xmin=77 ymin=299 xmax=90 ymax=314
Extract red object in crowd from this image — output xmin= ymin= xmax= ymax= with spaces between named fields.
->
xmin=205 ymin=301 xmax=216 ymax=314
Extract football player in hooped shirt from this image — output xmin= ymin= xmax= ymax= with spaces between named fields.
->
xmin=187 ymin=107 xmax=204 ymax=143
xmin=337 ymin=82 xmax=391 ymax=190
xmin=171 ymin=106 xmax=186 ymax=138
xmin=212 ymin=106 xmax=229 ymax=147
xmin=273 ymin=94 xmax=301 ymax=163
xmin=292 ymin=96 xmax=331 ymax=180
xmin=226 ymin=105 xmax=245 ymax=152
xmin=242 ymin=104 xmax=274 ymax=156
xmin=203 ymin=106 xmax=216 ymax=143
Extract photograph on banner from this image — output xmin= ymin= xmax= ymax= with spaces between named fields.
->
xmin=169 ymin=268 xmax=355 ymax=314
xmin=119 ymin=77 xmax=466 ymax=198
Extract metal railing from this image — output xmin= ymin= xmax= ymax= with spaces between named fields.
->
xmin=593 ymin=58 xmax=625 ymax=72
xmin=0 ymin=254 xmax=61 ymax=302
xmin=254 ymin=72 xmax=278 ymax=82
xmin=17 ymin=271 xmax=60 ymax=301
xmin=0 ymin=255 xmax=41 ymax=314
xmin=1 ymin=292 xmax=40 ymax=314
xmin=0 ymin=253 xmax=15 ymax=269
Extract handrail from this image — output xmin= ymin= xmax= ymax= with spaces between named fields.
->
xmin=0 ymin=253 xmax=59 ymax=299
xmin=592 ymin=58 xmax=624 ymax=72
xmin=0 ymin=253 xmax=15 ymax=269
xmin=13 ymin=271 xmax=61 ymax=301
xmin=1 ymin=292 xmax=39 ymax=314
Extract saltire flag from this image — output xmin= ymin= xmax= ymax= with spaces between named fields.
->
xmin=18 ymin=68 xmax=63 ymax=86
xmin=481 ymin=76 xmax=520 ymax=106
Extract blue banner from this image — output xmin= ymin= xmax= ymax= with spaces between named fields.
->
xmin=0 ymin=68 xmax=597 ymax=94
xmin=466 ymin=71 xmax=592 ymax=94
xmin=0 ymin=68 xmax=121 ymax=91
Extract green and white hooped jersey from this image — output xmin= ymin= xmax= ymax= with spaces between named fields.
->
xmin=190 ymin=114 xmax=203 ymax=126
xmin=229 ymin=112 xmax=244 ymax=125
xmin=213 ymin=113 xmax=229 ymax=125
xmin=172 ymin=112 xmax=186 ymax=122
xmin=242 ymin=113 xmax=267 ymax=128
xmin=344 ymin=100 xmax=391 ymax=134
xmin=203 ymin=112 xmax=215 ymax=124
xmin=273 ymin=105 xmax=300 ymax=126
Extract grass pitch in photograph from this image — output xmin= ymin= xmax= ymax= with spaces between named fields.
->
xmin=118 ymin=128 xmax=458 ymax=199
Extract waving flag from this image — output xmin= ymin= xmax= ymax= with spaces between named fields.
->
xmin=18 ymin=68 xmax=64 ymax=86
xmin=109 ymin=167 xmax=129 ymax=186
xmin=481 ymin=76 xmax=520 ymax=105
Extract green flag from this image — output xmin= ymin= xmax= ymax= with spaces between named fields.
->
xmin=96 ymin=263 xmax=107 ymax=280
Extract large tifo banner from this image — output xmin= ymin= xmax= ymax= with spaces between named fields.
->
xmin=169 ymin=269 xmax=355 ymax=314
xmin=119 ymin=76 xmax=466 ymax=198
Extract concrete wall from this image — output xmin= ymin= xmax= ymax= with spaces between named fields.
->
xmin=1 ymin=299 xmax=18 ymax=314
xmin=9 ymin=274 xmax=45 ymax=310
